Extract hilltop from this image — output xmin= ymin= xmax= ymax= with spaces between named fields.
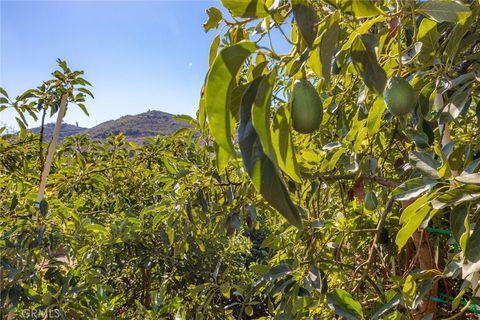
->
xmin=29 ymin=123 xmax=88 ymax=141
xmin=28 ymin=110 xmax=191 ymax=142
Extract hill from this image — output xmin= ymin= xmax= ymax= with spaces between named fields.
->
xmin=29 ymin=110 xmax=190 ymax=142
xmin=29 ymin=123 xmax=88 ymax=141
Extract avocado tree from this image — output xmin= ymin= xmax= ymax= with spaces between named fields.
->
xmin=201 ymin=0 xmax=479 ymax=318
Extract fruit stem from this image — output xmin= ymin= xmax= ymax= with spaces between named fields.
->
xmin=410 ymin=0 xmax=418 ymax=45
xmin=396 ymin=0 xmax=403 ymax=77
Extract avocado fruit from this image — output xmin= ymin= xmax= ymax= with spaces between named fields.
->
xmin=291 ymin=79 xmax=323 ymax=133
xmin=364 ymin=191 xmax=378 ymax=211
xmin=383 ymin=77 xmax=417 ymax=116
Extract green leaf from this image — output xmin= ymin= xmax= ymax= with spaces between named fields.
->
xmin=203 ymin=7 xmax=223 ymax=32
xmin=463 ymin=158 xmax=480 ymax=175
xmin=409 ymin=151 xmax=441 ymax=179
xmin=371 ymin=294 xmax=401 ymax=319
xmin=332 ymin=0 xmax=384 ymax=17
xmin=392 ymin=177 xmax=438 ymax=201
xmin=263 ymin=263 xmax=293 ymax=281
xmin=405 ymin=128 xmax=430 ymax=148
xmin=0 ymin=87 xmax=9 ymax=98
xmin=205 ymin=41 xmax=257 ymax=156
xmin=77 ymin=103 xmax=89 ymax=116
xmin=271 ymin=106 xmax=302 ymax=183
xmin=39 ymin=199 xmax=49 ymax=216
xmin=16 ymin=117 xmax=27 ymax=133
xmin=221 ymin=0 xmax=269 ymax=18
xmin=399 ymin=192 xmax=434 ymax=225
xmin=245 ymin=305 xmax=254 ymax=317
xmin=396 ymin=203 xmax=433 ymax=250
xmin=402 ymin=275 xmax=416 ymax=307
xmin=442 ymin=83 xmax=472 ymax=122
xmin=417 ymin=18 xmax=439 ymax=66
xmin=327 ymin=288 xmax=363 ymax=319
xmin=78 ymin=87 xmax=94 ymax=98
xmin=367 ymin=97 xmax=386 ymax=136
xmin=308 ymin=265 xmax=327 ymax=294
xmin=214 ymin=142 xmax=230 ymax=172
xmin=10 ymin=195 xmax=18 ymax=211
xmin=455 ymin=173 xmax=480 ymax=185
xmin=309 ymin=11 xmax=340 ymax=83
xmin=220 ymin=283 xmax=231 ymax=299
xmin=450 ymin=204 xmax=468 ymax=245
xmin=175 ymin=306 xmax=186 ymax=320
xmin=445 ymin=13 xmax=474 ymax=60
xmin=419 ymin=0 xmax=471 ymax=23
xmin=350 ymin=0 xmax=384 ymax=18
xmin=339 ymin=15 xmax=385 ymax=53
xmin=466 ymin=226 xmax=480 ymax=262
xmin=351 ymin=34 xmax=387 ymax=95
xmin=292 ymin=0 xmax=319 ymax=48
xmin=238 ymin=78 xmax=302 ymax=228
xmin=84 ymin=223 xmax=108 ymax=235
xmin=252 ymin=71 xmax=277 ymax=163
xmin=208 ymin=35 xmax=221 ymax=67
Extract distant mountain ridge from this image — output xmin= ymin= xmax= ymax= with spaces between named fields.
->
xmin=29 ymin=110 xmax=191 ymax=142
xmin=29 ymin=123 xmax=88 ymax=141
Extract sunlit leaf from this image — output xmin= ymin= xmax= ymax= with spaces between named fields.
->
xmin=396 ymin=203 xmax=434 ymax=250
xmin=252 ymin=71 xmax=277 ymax=163
xmin=203 ymin=7 xmax=223 ymax=32
xmin=450 ymin=204 xmax=468 ymax=245
xmin=271 ymin=106 xmax=302 ymax=183
xmin=238 ymin=78 xmax=302 ymax=228
xmin=455 ymin=173 xmax=480 ymax=185
xmin=205 ymin=41 xmax=257 ymax=156
xmin=402 ymin=275 xmax=416 ymax=306
xmin=367 ymin=97 xmax=385 ymax=136
xmin=309 ymin=11 xmax=340 ymax=84
xmin=221 ymin=0 xmax=269 ymax=18
xmin=419 ymin=0 xmax=471 ymax=23
xmin=392 ymin=177 xmax=438 ymax=201
xmin=409 ymin=151 xmax=441 ymax=179
xmin=292 ymin=0 xmax=318 ymax=48
xmin=327 ymin=288 xmax=363 ymax=319
xmin=351 ymin=34 xmax=387 ymax=95
xmin=466 ymin=227 xmax=480 ymax=262
xmin=417 ymin=18 xmax=439 ymax=66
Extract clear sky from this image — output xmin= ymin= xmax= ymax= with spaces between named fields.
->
xmin=0 ymin=0 xmax=219 ymax=129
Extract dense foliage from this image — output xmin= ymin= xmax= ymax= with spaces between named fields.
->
xmin=1 ymin=0 xmax=480 ymax=319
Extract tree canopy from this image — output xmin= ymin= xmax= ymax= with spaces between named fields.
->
xmin=1 ymin=0 xmax=480 ymax=319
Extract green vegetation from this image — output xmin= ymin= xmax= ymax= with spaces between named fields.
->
xmin=1 ymin=0 xmax=480 ymax=319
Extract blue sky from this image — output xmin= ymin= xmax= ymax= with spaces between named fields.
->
xmin=0 ymin=0 xmax=219 ymax=129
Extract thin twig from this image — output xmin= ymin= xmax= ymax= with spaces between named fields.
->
xmin=317 ymin=173 xmax=400 ymax=189
xmin=354 ymin=198 xmax=395 ymax=292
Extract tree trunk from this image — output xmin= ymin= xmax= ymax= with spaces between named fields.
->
xmin=412 ymin=231 xmax=438 ymax=319
xmin=401 ymin=199 xmax=438 ymax=319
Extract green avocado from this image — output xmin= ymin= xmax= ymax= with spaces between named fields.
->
xmin=383 ymin=77 xmax=417 ymax=116
xmin=291 ymin=79 xmax=323 ymax=134
xmin=364 ymin=192 xmax=378 ymax=211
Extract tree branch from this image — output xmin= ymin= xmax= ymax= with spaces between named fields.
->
xmin=354 ymin=198 xmax=395 ymax=292
xmin=317 ymin=173 xmax=400 ymax=188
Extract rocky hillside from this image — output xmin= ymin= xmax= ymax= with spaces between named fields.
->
xmin=29 ymin=110 xmax=191 ymax=142
xmin=29 ymin=123 xmax=88 ymax=141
